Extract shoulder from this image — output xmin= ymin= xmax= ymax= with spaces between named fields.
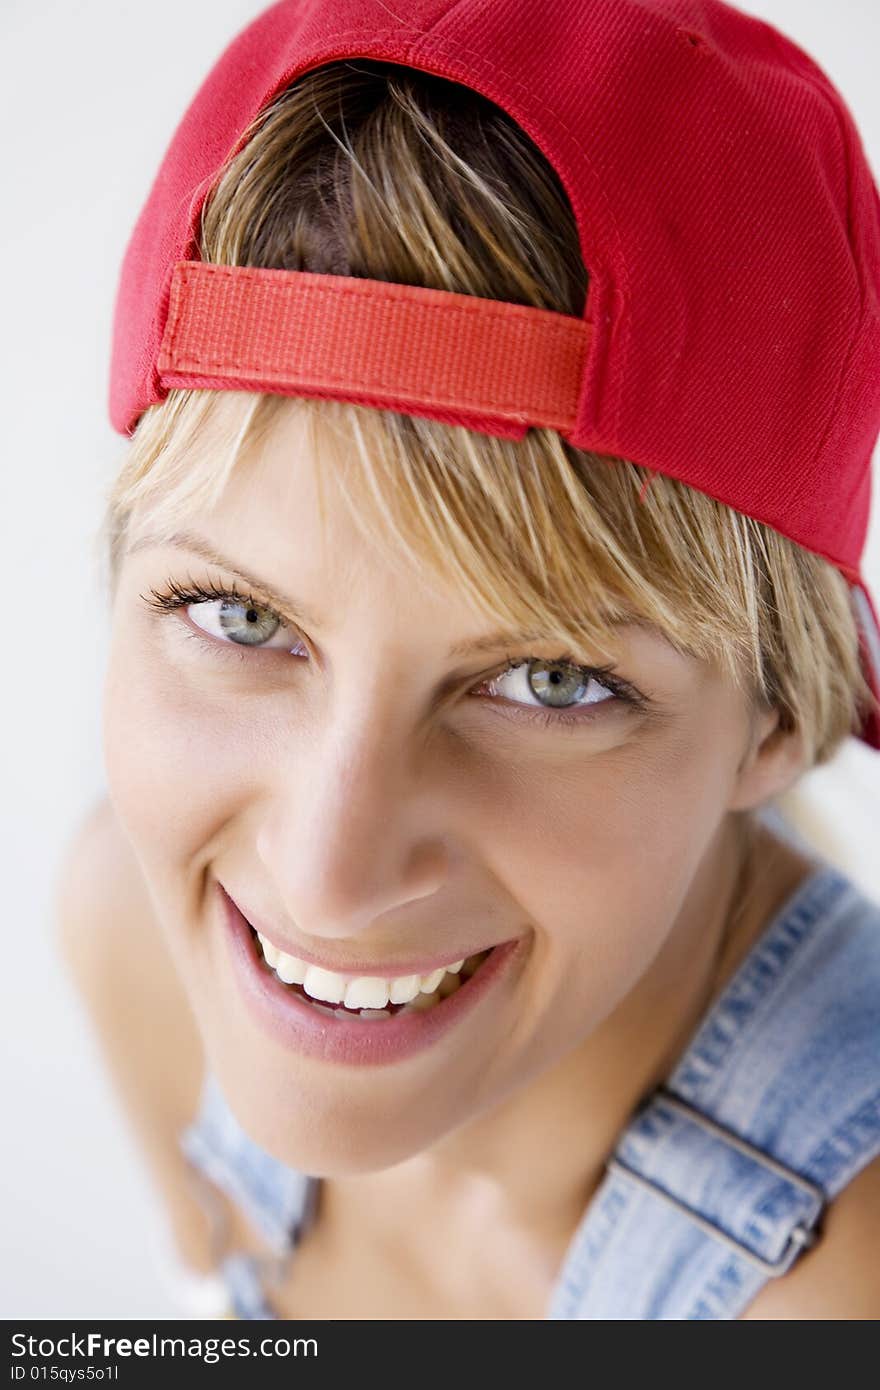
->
xmin=740 ymin=862 xmax=880 ymax=1318
xmin=54 ymin=793 xmax=160 ymax=983
xmin=53 ymin=793 xmax=204 ymax=1123
xmin=52 ymin=798 xmax=266 ymax=1276
xmin=740 ymin=1151 xmax=880 ymax=1319
xmin=55 ymin=793 xmax=132 ymax=915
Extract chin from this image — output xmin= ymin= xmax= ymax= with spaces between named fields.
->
xmin=205 ymin=1048 xmax=452 ymax=1176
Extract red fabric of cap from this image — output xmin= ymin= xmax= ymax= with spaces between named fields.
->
xmin=108 ymin=0 xmax=880 ymax=749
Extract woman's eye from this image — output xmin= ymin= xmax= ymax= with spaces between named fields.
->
xmin=188 ymin=596 xmax=293 ymax=649
xmin=142 ymin=578 xmax=304 ymax=652
xmin=472 ymin=656 xmax=640 ymax=727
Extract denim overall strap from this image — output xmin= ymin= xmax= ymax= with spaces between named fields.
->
xmin=178 ymin=1070 xmax=320 ymax=1318
xmin=180 ymin=1070 xmax=319 ymax=1253
xmin=546 ymin=862 xmax=880 ymax=1319
xmin=217 ymin=1251 xmax=283 ymax=1320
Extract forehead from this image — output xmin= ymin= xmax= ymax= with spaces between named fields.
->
xmin=125 ymin=396 xmax=694 ymax=667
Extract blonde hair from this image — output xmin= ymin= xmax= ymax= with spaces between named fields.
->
xmin=100 ymin=58 xmax=876 ymax=770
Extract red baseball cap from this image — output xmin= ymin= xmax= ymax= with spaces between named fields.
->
xmin=108 ymin=0 xmax=880 ymax=749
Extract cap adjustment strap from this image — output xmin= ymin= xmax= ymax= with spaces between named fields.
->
xmin=157 ymin=261 xmax=591 ymax=434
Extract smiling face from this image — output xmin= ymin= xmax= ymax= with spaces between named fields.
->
xmin=102 ymin=398 xmax=801 ymax=1175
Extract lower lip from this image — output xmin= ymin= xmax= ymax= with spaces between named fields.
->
xmin=219 ymin=884 xmax=525 ymax=1067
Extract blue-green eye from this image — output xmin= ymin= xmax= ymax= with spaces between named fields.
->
xmin=142 ymin=576 xmax=305 ymax=653
xmin=471 ymin=655 xmax=645 ymax=729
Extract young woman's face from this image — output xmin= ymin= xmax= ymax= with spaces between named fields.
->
xmin=103 ymin=402 xmax=786 ymax=1174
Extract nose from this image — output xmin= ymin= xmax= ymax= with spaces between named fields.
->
xmin=254 ymin=716 xmax=450 ymax=944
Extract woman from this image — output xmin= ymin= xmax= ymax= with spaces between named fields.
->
xmin=58 ymin=0 xmax=880 ymax=1319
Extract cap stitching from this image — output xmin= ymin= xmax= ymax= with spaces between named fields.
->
xmin=171 ymin=261 xmax=587 ymax=334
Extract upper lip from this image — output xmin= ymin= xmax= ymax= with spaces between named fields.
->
xmin=224 ymin=886 xmax=508 ymax=978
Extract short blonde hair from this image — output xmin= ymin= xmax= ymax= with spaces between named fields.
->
xmin=100 ymin=58 xmax=876 ymax=769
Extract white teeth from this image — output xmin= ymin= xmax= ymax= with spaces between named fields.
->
xmin=255 ymin=931 xmax=488 ymax=1015
xmin=388 ymin=974 xmax=422 ymax=1005
xmin=344 ymin=976 xmax=391 ymax=1010
xmin=275 ymin=952 xmax=306 ymax=985
xmin=302 ymin=965 xmax=348 ymax=1005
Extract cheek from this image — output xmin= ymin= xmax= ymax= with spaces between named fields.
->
xmin=101 ymin=627 xmax=257 ymax=881
xmin=479 ymin=723 xmax=737 ymax=1033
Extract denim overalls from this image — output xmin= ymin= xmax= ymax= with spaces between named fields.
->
xmin=176 ymin=808 xmax=880 ymax=1319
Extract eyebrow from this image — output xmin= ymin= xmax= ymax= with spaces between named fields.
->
xmin=127 ymin=528 xmax=659 ymax=658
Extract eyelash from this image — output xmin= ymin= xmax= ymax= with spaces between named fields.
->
xmin=141 ymin=576 xmax=648 ymax=731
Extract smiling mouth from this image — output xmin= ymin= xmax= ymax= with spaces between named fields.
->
xmin=245 ymin=920 xmax=494 ymax=1020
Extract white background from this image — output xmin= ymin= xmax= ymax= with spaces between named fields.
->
xmin=2 ymin=0 xmax=879 ymax=1318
